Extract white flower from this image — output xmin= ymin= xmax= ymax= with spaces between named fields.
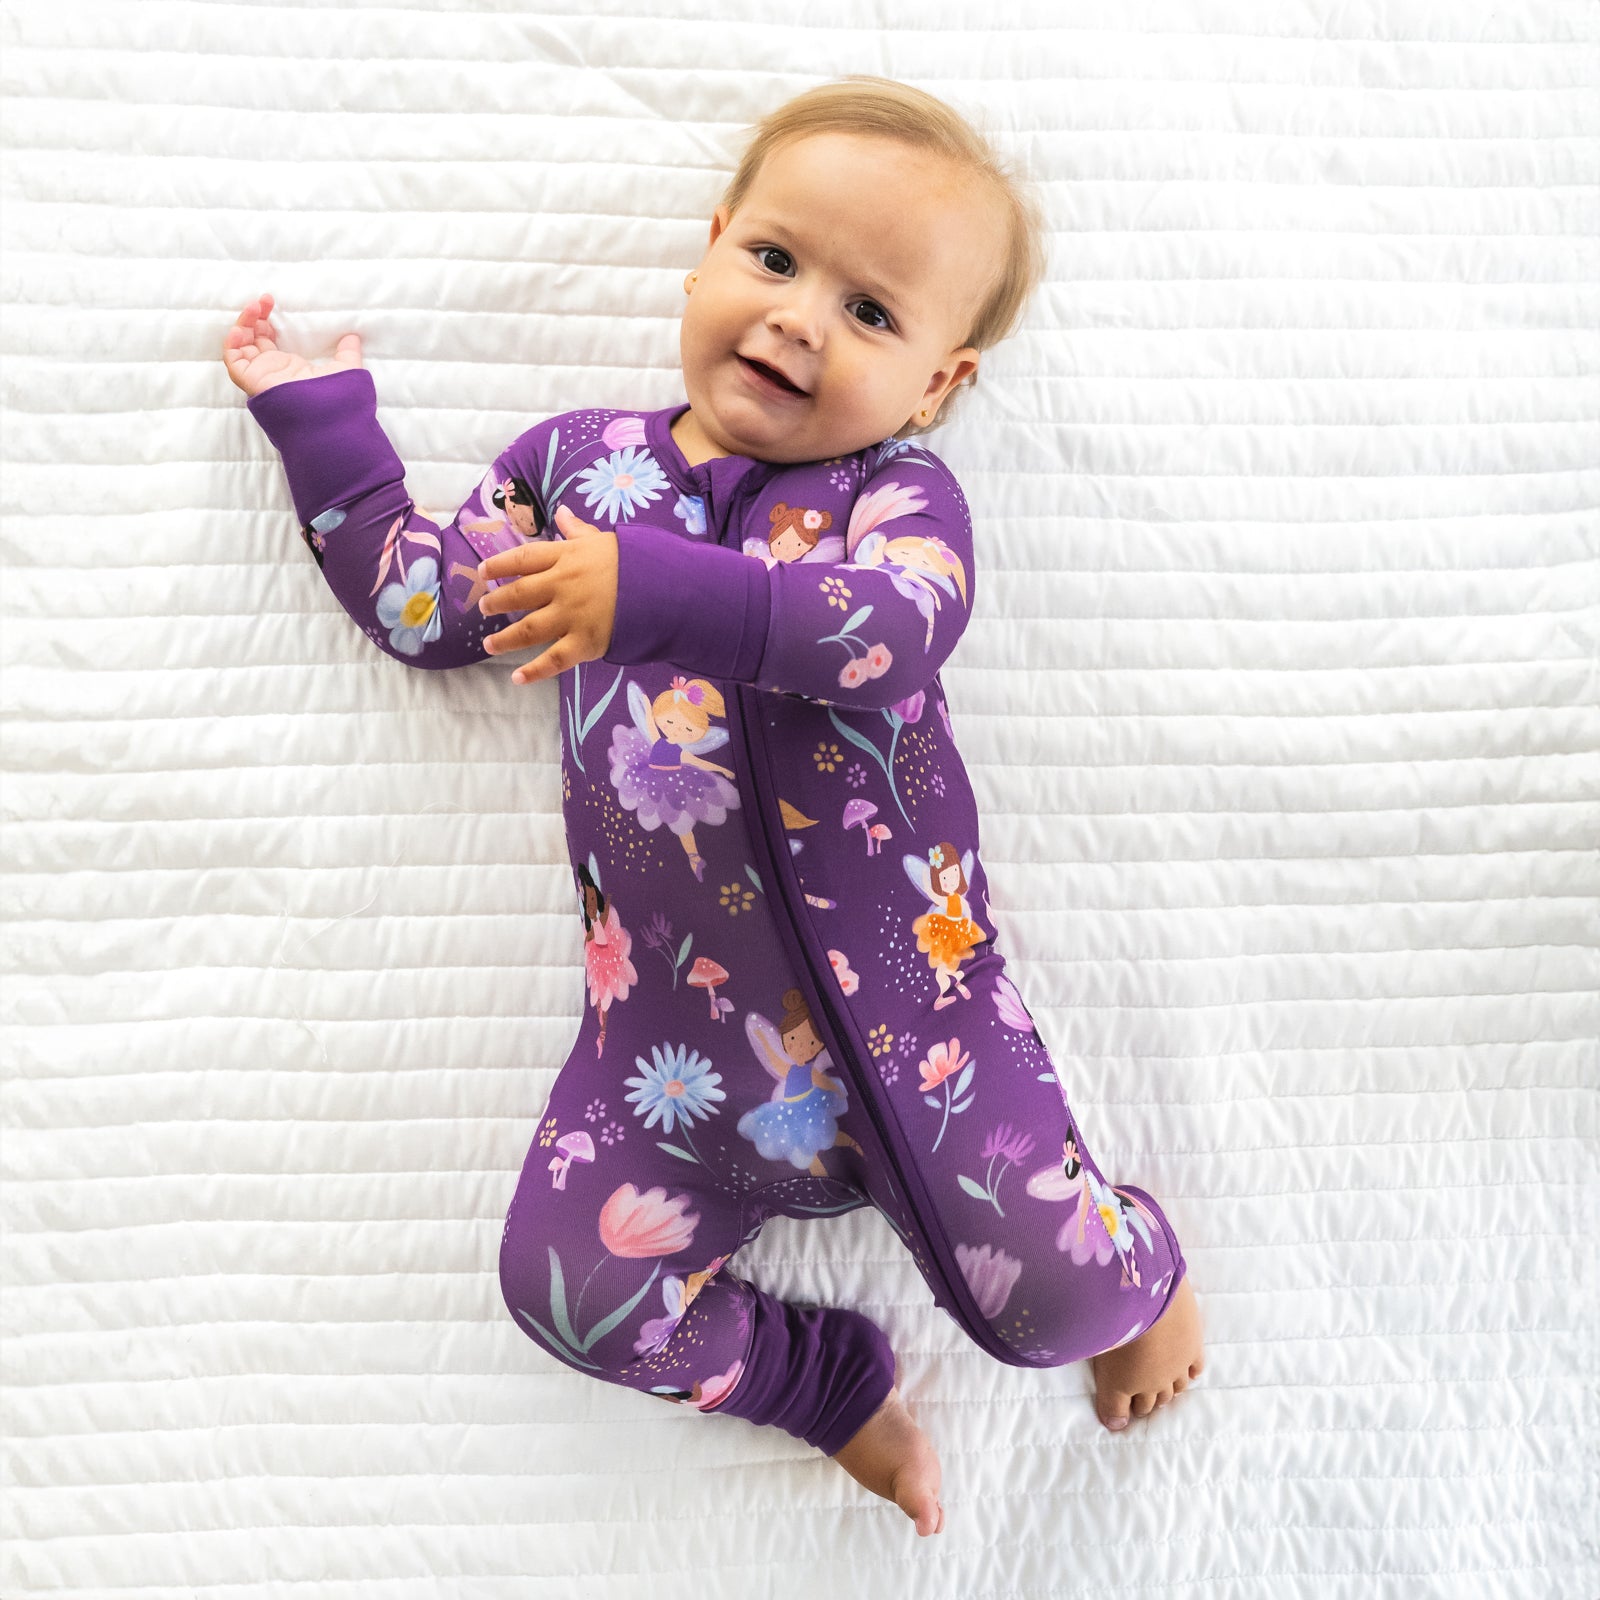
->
xmin=375 ymin=557 xmax=443 ymax=656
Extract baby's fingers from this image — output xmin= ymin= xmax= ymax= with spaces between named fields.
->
xmin=238 ymin=294 xmax=278 ymax=345
xmin=478 ymin=542 xmax=556 ymax=583
xmin=222 ymin=295 xmax=275 ymax=366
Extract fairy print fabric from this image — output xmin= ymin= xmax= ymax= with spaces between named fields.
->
xmin=246 ymin=371 xmax=1189 ymax=1408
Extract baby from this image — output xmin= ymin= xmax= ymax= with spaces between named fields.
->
xmin=224 ymin=75 xmax=1203 ymax=1539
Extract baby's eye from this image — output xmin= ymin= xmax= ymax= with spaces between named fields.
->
xmin=752 ymin=246 xmax=894 ymax=332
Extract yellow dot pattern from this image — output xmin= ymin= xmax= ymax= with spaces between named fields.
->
xmin=891 ymin=721 xmax=943 ymax=819
xmin=568 ymin=763 xmax=667 ymax=880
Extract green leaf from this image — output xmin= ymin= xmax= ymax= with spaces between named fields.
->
xmin=839 ymin=604 xmax=874 ymax=635
xmin=580 ymin=1261 xmax=663 ymax=1352
xmin=952 ymin=1095 xmax=975 ymax=1115
xmin=922 ymin=1094 xmax=941 ymax=1110
xmin=547 ymin=1244 xmax=582 ymax=1351
xmin=657 ymin=1143 xmax=699 ymax=1163
xmin=677 ymin=932 xmax=693 ymax=965
xmin=578 ymin=667 xmax=624 ymax=742
xmin=744 ymin=864 xmax=764 ymax=894
xmin=957 ymin=1174 xmax=990 ymax=1203
xmin=565 ymin=696 xmax=585 ymax=773
xmin=954 ymin=1063 xmax=975 ymax=1098
xmin=516 ymin=1307 xmax=600 ymax=1369
xmin=824 ymin=711 xmax=888 ymax=774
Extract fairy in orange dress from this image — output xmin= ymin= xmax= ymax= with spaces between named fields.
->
xmin=904 ymin=840 xmax=989 ymax=1010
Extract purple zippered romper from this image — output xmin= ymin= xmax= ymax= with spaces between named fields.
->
xmin=247 ymin=368 xmax=1188 ymax=1457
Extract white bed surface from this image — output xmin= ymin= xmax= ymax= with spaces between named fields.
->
xmin=3 ymin=3 xmax=1597 ymax=1596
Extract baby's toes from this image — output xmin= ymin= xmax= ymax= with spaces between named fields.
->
xmin=1096 ymin=1391 xmax=1132 ymax=1432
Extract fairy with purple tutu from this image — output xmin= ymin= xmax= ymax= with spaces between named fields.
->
xmin=608 ymin=676 xmax=741 ymax=883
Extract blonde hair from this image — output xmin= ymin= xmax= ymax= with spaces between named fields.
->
xmin=651 ymin=676 xmax=724 ymax=740
xmin=717 ymin=75 xmax=1049 ymax=438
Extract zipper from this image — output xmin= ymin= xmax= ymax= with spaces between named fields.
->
xmin=724 ymin=683 xmax=1032 ymax=1370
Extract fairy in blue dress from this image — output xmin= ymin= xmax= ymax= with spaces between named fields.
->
xmin=608 ymin=676 xmax=741 ymax=882
xmin=737 ymin=988 xmax=864 ymax=1176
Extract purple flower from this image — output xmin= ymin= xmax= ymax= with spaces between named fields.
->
xmin=981 ymin=1121 xmax=1036 ymax=1165
xmin=992 ymin=974 xmax=1037 ymax=1035
xmin=602 ymin=416 xmax=647 ymax=450
xmin=954 ymin=1242 xmax=1022 ymax=1321
xmin=674 ymin=493 xmax=707 ymax=536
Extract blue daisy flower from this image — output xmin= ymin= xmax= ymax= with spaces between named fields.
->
xmin=624 ymin=1043 xmax=725 ymax=1135
xmin=575 ymin=446 xmax=669 ymax=524
xmin=375 ymin=556 xmax=443 ymax=656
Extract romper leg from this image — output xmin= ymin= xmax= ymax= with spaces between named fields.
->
xmin=852 ymin=960 xmax=1189 ymax=1367
xmin=497 ymin=1042 xmax=895 ymax=1454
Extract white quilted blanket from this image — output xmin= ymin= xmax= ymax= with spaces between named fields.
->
xmin=4 ymin=3 xmax=1596 ymax=1597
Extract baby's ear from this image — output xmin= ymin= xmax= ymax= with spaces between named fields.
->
xmin=768 ymin=502 xmax=789 ymax=525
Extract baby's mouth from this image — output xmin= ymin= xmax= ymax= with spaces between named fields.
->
xmin=737 ymin=354 xmax=808 ymax=397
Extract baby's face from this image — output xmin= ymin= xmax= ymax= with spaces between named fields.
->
xmin=675 ymin=132 xmax=1004 ymax=465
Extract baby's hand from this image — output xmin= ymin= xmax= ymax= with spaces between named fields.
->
xmin=478 ymin=505 xmax=618 ymax=685
xmin=222 ymin=293 xmax=365 ymax=399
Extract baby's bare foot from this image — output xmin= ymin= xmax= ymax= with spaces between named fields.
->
xmin=1091 ymin=1272 xmax=1205 ymax=1432
xmin=829 ymin=1368 xmax=944 ymax=1536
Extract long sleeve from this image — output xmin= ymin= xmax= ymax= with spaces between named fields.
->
xmin=246 ymin=367 xmax=556 ymax=670
xmin=601 ymin=441 xmax=976 ymax=711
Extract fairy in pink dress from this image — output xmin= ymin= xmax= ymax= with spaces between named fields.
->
xmin=608 ymin=677 xmax=741 ymax=883
xmin=577 ymin=856 xmax=638 ymax=1058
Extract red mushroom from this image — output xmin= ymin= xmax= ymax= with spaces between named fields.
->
xmin=687 ymin=957 xmax=733 ymax=1021
xmin=866 ymin=822 xmax=892 ymax=855
xmin=548 ymin=1130 xmax=594 ymax=1190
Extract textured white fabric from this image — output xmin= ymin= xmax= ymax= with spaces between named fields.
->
xmin=3 ymin=2 xmax=1597 ymax=1596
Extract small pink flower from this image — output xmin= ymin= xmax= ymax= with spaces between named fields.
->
xmin=863 ymin=643 xmax=892 ymax=678
xmin=692 ymin=1359 xmax=745 ymax=1411
xmin=598 ymin=1183 xmax=700 ymax=1259
xmin=839 ymin=657 xmax=869 ymax=688
xmin=918 ymin=1037 xmax=970 ymax=1093
xmin=829 ymin=949 xmax=859 ymax=995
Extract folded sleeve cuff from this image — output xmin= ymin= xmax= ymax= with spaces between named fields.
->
xmin=602 ymin=522 xmax=771 ymax=682
xmin=245 ymin=368 xmax=406 ymax=529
